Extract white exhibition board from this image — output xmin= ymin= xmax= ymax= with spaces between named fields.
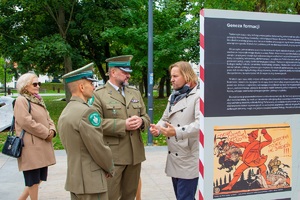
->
xmin=199 ymin=9 xmax=300 ymax=200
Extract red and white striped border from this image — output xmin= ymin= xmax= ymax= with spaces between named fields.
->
xmin=199 ymin=9 xmax=205 ymax=200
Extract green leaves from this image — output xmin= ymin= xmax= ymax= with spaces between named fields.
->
xmin=0 ymin=0 xmax=299 ymax=88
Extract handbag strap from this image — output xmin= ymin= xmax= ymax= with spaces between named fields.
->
xmin=10 ymin=99 xmax=31 ymax=139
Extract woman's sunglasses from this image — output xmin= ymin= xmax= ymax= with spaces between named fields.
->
xmin=32 ymin=82 xmax=41 ymax=87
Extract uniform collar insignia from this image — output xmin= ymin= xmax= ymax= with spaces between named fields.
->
xmin=87 ymin=96 xmax=94 ymax=105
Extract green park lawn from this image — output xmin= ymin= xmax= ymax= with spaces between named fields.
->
xmin=0 ymin=94 xmax=168 ymax=151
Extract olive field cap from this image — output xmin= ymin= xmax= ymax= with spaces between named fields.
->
xmin=106 ymin=55 xmax=133 ymax=73
xmin=62 ymin=62 xmax=98 ymax=83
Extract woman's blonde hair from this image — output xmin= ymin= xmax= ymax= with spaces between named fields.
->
xmin=169 ymin=61 xmax=198 ymax=84
xmin=16 ymin=72 xmax=38 ymax=94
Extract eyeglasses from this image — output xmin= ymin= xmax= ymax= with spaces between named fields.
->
xmin=32 ymin=82 xmax=41 ymax=87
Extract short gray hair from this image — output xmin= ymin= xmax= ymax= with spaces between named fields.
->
xmin=16 ymin=73 xmax=38 ymax=94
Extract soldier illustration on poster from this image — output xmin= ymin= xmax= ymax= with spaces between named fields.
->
xmin=213 ymin=124 xmax=292 ymax=198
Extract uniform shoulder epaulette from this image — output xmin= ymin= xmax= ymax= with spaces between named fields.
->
xmin=127 ymin=85 xmax=138 ymax=90
xmin=95 ymin=85 xmax=105 ymax=91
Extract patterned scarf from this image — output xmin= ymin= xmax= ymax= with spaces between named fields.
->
xmin=22 ymin=91 xmax=47 ymax=108
xmin=169 ymin=85 xmax=191 ymax=112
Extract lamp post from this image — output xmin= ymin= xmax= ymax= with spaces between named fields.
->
xmin=147 ymin=0 xmax=153 ymax=145
xmin=4 ymin=58 xmax=10 ymax=96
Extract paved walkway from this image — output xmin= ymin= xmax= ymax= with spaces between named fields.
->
xmin=0 ymin=146 xmax=183 ymax=200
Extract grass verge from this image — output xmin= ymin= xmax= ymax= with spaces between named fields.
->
xmin=0 ymin=95 xmax=168 ymax=150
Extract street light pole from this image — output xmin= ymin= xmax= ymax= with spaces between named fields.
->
xmin=4 ymin=63 xmax=7 ymax=96
xmin=4 ymin=58 xmax=10 ymax=96
xmin=147 ymin=0 xmax=153 ymax=145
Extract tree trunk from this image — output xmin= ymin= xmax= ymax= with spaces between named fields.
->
xmin=58 ymin=6 xmax=73 ymax=102
xmin=158 ymin=77 xmax=165 ymax=98
xmin=64 ymin=56 xmax=72 ymax=102
xmin=296 ymin=2 xmax=300 ymax=14
xmin=166 ymin=75 xmax=171 ymax=97
xmin=95 ymin=61 xmax=107 ymax=83
xmin=102 ymin=42 xmax=111 ymax=83
xmin=139 ymin=81 xmax=144 ymax=97
xmin=254 ymin=0 xmax=266 ymax=12
xmin=45 ymin=2 xmax=76 ymax=102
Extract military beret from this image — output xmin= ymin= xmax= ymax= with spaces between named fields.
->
xmin=106 ymin=55 xmax=133 ymax=73
xmin=62 ymin=63 xmax=98 ymax=83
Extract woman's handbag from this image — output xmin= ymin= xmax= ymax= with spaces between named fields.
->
xmin=1 ymin=99 xmax=31 ymax=158
xmin=2 ymin=130 xmax=25 ymax=158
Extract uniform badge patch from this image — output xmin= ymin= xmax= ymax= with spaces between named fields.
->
xmin=87 ymin=96 xmax=95 ymax=105
xmin=88 ymin=112 xmax=101 ymax=126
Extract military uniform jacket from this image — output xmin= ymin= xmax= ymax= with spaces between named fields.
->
xmin=58 ymin=96 xmax=114 ymax=194
xmin=157 ymin=85 xmax=200 ymax=179
xmin=15 ymin=96 xmax=56 ymax=171
xmin=93 ymin=82 xmax=150 ymax=165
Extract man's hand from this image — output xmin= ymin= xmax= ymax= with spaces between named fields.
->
xmin=105 ymin=171 xmax=114 ymax=178
xmin=126 ymin=115 xmax=143 ymax=130
xmin=149 ymin=124 xmax=161 ymax=137
xmin=159 ymin=122 xmax=176 ymax=137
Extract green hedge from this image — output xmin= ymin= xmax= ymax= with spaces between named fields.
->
xmin=1 ymin=83 xmax=65 ymax=94
xmin=40 ymin=83 xmax=65 ymax=93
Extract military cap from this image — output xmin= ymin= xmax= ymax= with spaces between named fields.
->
xmin=62 ymin=62 xmax=98 ymax=83
xmin=106 ymin=55 xmax=133 ymax=73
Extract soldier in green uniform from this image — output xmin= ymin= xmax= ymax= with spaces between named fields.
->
xmin=58 ymin=63 xmax=114 ymax=200
xmin=92 ymin=55 xmax=150 ymax=200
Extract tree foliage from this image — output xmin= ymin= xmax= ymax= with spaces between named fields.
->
xmin=0 ymin=58 xmax=14 ymax=84
xmin=199 ymin=0 xmax=299 ymax=14
xmin=0 ymin=0 xmax=299 ymax=96
xmin=0 ymin=0 xmax=76 ymax=77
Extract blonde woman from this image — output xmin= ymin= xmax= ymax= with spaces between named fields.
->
xmin=15 ymin=73 xmax=56 ymax=200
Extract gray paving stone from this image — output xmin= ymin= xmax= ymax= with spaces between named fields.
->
xmin=0 ymin=146 xmax=183 ymax=200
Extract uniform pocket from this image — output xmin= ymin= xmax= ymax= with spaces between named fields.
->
xmin=132 ymin=104 xmax=142 ymax=109
xmin=104 ymin=136 xmax=119 ymax=145
xmin=88 ymin=161 xmax=107 ymax=191
xmin=90 ymin=160 xmax=101 ymax=171
xmin=106 ymin=104 xmax=122 ymax=118
xmin=106 ymin=104 xmax=122 ymax=110
xmin=132 ymin=104 xmax=142 ymax=116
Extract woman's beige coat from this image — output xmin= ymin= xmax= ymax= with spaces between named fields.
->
xmin=14 ymin=96 xmax=56 ymax=171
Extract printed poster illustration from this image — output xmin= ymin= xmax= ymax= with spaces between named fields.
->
xmin=213 ymin=123 xmax=292 ymax=198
